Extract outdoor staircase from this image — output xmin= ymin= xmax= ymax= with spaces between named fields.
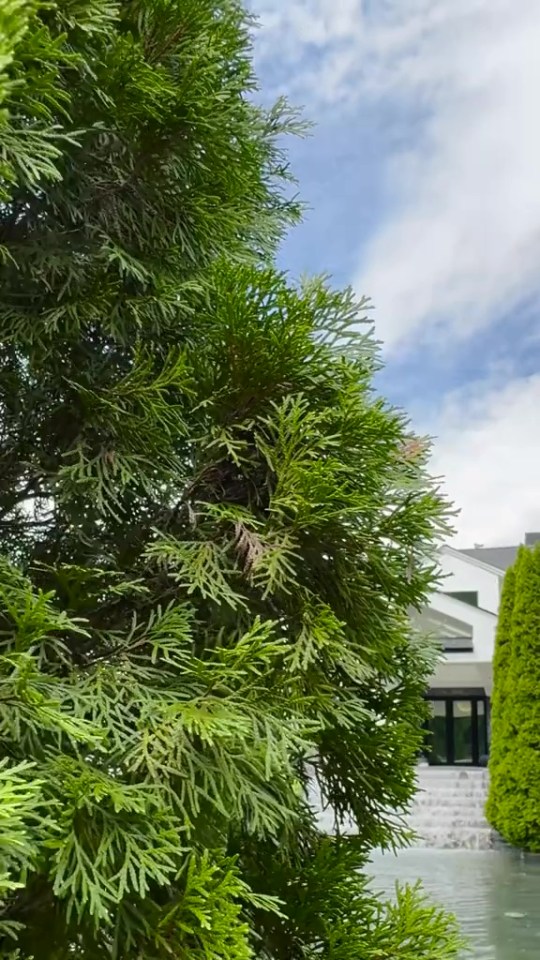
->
xmin=405 ymin=766 xmax=493 ymax=849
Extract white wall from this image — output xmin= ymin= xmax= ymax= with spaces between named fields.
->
xmin=428 ymin=592 xmax=496 ymax=664
xmin=439 ymin=548 xmax=502 ymax=614
xmin=412 ymin=548 xmax=501 ymax=691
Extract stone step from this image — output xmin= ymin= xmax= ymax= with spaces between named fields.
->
xmin=410 ymin=825 xmax=493 ymax=835
xmin=415 ymin=786 xmax=488 ymax=795
xmin=413 ymin=789 xmax=488 ymax=799
xmin=416 ymin=768 xmax=487 ymax=775
xmin=406 ymin=807 xmax=486 ymax=820
xmin=413 ymin=792 xmax=486 ymax=801
xmin=414 ymin=799 xmax=487 ymax=807
xmin=416 ymin=772 xmax=487 ymax=778
xmin=311 ymin=767 xmax=493 ymax=849
xmin=412 ymin=797 xmax=487 ymax=807
xmin=416 ymin=765 xmax=487 ymax=774
xmin=408 ymin=827 xmax=493 ymax=850
xmin=413 ymin=797 xmax=486 ymax=810
xmin=416 ymin=777 xmax=487 ymax=783
xmin=402 ymin=765 xmax=491 ymax=849
xmin=411 ymin=796 xmax=487 ymax=806
xmin=411 ymin=816 xmax=488 ymax=823
xmin=410 ymin=824 xmax=493 ymax=835
xmin=415 ymin=793 xmax=487 ymax=802
xmin=414 ymin=808 xmax=487 ymax=813
xmin=415 ymin=784 xmax=488 ymax=791
xmin=416 ymin=772 xmax=488 ymax=779
xmin=407 ymin=816 xmax=488 ymax=828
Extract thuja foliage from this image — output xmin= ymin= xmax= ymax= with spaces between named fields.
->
xmin=485 ymin=555 xmax=517 ymax=830
xmin=0 ymin=1 xmax=461 ymax=957
xmin=487 ymin=546 xmax=540 ymax=850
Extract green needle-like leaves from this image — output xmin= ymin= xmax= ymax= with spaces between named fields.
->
xmin=0 ymin=2 xmax=460 ymax=957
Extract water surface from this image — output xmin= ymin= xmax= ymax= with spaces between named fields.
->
xmin=369 ymin=848 xmax=540 ymax=959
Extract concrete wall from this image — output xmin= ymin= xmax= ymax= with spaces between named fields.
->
xmin=429 ymin=658 xmax=493 ymax=695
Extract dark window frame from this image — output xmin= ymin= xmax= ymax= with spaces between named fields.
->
xmin=445 ymin=590 xmax=479 ymax=607
xmin=422 ymin=691 xmax=489 ymax=766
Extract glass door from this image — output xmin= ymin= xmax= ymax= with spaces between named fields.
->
xmin=452 ymin=700 xmax=473 ymax=764
xmin=477 ymin=700 xmax=488 ymax=761
xmin=426 ymin=700 xmax=449 ymax=764
xmin=424 ymin=695 xmax=489 ymax=766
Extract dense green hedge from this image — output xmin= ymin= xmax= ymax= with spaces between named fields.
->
xmin=485 ymin=554 xmax=518 ymax=829
xmin=486 ymin=545 xmax=540 ymax=850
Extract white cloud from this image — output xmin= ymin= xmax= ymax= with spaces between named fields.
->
xmin=253 ymin=1 xmax=540 ymax=353
xmin=426 ymin=373 xmax=540 ymax=548
xmin=356 ymin=0 xmax=540 ymax=353
xmin=251 ymin=0 xmax=366 ymax=104
xmin=252 ymin=0 xmax=363 ymax=54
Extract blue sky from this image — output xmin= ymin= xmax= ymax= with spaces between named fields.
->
xmin=250 ymin=0 xmax=540 ymax=548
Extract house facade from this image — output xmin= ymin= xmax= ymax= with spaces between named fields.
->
xmin=416 ymin=532 xmax=539 ymax=767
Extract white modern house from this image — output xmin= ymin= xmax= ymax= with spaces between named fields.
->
xmin=415 ymin=532 xmax=540 ymax=767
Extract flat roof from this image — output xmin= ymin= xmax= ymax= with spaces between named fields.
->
xmin=458 ymin=545 xmax=519 ymax=571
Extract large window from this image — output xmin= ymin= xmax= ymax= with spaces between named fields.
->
xmin=419 ymin=610 xmax=473 ymax=653
xmin=423 ymin=693 xmax=489 ymax=766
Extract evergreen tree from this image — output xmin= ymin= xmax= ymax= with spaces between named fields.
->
xmin=485 ymin=555 xmax=518 ymax=830
xmin=492 ymin=546 xmax=540 ymax=850
xmin=0 ymin=1 xmax=462 ymax=957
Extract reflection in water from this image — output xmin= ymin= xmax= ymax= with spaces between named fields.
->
xmin=369 ymin=848 xmax=540 ymax=959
